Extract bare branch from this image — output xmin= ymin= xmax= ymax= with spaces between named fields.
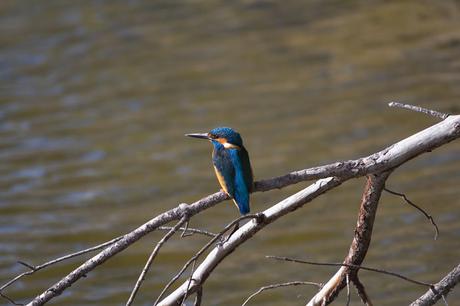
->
xmin=193 ymin=286 xmax=202 ymax=306
xmin=17 ymin=261 xmax=35 ymax=271
xmin=180 ymin=220 xmax=191 ymax=237
xmin=384 ymin=187 xmax=439 ymax=240
xmin=242 ymin=281 xmax=322 ymax=306
xmin=0 ymin=235 xmax=123 ymax=294
xmin=266 ymin=256 xmax=432 ymax=287
xmin=180 ymin=259 xmax=197 ymax=305
xmin=0 ymin=292 xmax=23 ymax=306
xmin=388 ymin=102 xmax=449 ymax=119
xmin=441 ymin=295 xmax=449 ymax=306
xmin=126 ymin=216 xmax=189 ymax=306
xmin=158 ymin=226 xmax=217 ymax=238
xmin=345 ymin=275 xmax=350 ymax=306
xmin=23 ymin=198 xmax=227 ymax=306
xmin=255 ymin=115 xmax=460 ymax=191
xmin=410 ymin=264 xmax=460 ymax=306
xmin=351 ymin=276 xmax=372 ymax=306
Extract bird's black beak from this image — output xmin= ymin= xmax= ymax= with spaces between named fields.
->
xmin=185 ymin=133 xmax=210 ymax=140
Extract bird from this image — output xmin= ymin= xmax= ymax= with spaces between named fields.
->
xmin=186 ymin=127 xmax=254 ymax=215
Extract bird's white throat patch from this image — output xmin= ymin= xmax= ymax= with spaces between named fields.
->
xmin=223 ymin=142 xmax=240 ymax=149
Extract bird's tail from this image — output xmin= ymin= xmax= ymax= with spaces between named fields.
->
xmin=234 ymin=193 xmax=250 ymax=215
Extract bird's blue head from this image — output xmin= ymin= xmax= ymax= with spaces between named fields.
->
xmin=209 ymin=127 xmax=243 ymax=147
xmin=186 ymin=127 xmax=243 ymax=148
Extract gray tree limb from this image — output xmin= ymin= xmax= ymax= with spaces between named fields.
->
xmin=410 ymin=264 xmax=460 ymax=306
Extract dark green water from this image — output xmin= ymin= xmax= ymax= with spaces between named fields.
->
xmin=1 ymin=1 xmax=459 ymax=305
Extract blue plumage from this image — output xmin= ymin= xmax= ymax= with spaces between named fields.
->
xmin=186 ymin=127 xmax=253 ymax=215
xmin=229 ymin=149 xmax=251 ymax=214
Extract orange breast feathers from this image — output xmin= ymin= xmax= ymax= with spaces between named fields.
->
xmin=214 ymin=165 xmax=241 ymax=211
xmin=213 ymin=165 xmax=229 ymax=194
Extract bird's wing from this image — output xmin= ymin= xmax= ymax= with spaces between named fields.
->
xmin=238 ymin=146 xmax=254 ymax=192
xmin=229 ymin=149 xmax=251 ymax=214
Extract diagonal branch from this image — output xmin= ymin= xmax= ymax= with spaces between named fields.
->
xmin=0 ymin=292 xmax=23 ymax=306
xmin=410 ymin=264 xmax=460 ymax=306
xmin=388 ymin=102 xmax=449 ymax=119
xmin=22 ymin=200 xmax=224 ymax=306
xmin=345 ymin=274 xmax=351 ymax=306
xmin=193 ymin=286 xmax=202 ymax=306
xmin=255 ymin=114 xmax=460 ymax=191
xmin=351 ymin=276 xmax=372 ymax=306
xmin=0 ymin=235 xmax=124 ymax=295
xmin=158 ymin=226 xmax=217 ymax=238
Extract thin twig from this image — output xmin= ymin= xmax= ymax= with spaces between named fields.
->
xmin=384 ymin=187 xmax=439 ymax=240
xmin=0 ymin=292 xmax=23 ymax=306
xmin=153 ymin=214 xmax=261 ymax=306
xmin=17 ymin=262 xmax=35 ymax=271
xmin=410 ymin=263 xmax=459 ymax=306
xmin=181 ymin=260 xmax=197 ymax=305
xmin=352 ymin=276 xmax=373 ymax=306
xmin=194 ymin=286 xmax=202 ymax=306
xmin=388 ymin=102 xmax=449 ymax=119
xmin=126 ymin=216 xmax=188 ymax=306
xmin=158 ymin=226 xmax=216 ymax=238
xmin=180 ymin=221 xmax=191 ymax=238
xmin=441 ymin=294 xmax=449 ymax=306
xmin=242 ymin=281 xmax=322 ymax=306
xmin=346 ymin=274 xmax=350 ymax=306
xmin=0 ymin=235 xmax=123 ymax=293
xmin=267 ymin=256 xmax=433 ymax=287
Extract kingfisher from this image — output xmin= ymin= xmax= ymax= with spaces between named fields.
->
xmin=186 ymin=127 xmax=253 ymax=215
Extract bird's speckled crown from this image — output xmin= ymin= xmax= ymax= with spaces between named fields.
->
xmin=209 ymin=127 xmax=243 ymax=146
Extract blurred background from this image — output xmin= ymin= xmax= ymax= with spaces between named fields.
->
xmin=1 ymin=1 xmax=459 ymax=305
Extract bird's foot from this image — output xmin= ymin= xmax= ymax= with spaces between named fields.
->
xmin=255 ymin=212 xmax=266 ymax=224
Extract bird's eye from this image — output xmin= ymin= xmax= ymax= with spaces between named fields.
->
xmin=209 ymin=134 xmax=217 ymax=139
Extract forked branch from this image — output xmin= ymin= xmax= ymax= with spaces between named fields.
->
xmin=306 ymin=171 xmax=391 ymax=306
